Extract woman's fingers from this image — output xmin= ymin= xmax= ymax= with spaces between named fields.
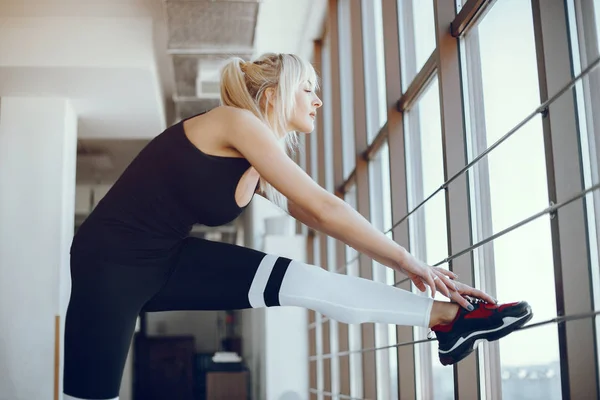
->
xmin=435 ymin=267 xmax=459 ymax=280
xmin=461 ymin=286 xmax=497 ymax=304
xmin=450 ymin=291 xmax=473 ymax=310
xmin=430 ymin=268 xmax=500 ymax=305
xmin=426 ymin=274 xmax=437 ymax=298
xmin=412 ymin=276 xmax=427 ymax=293
xmin=438 ymin=272 xmax=458 ymax=294
xmin=431 ymin=269 xmax=459 ymax=299
xmin=434 ymin=275 xmax=451 ymax=298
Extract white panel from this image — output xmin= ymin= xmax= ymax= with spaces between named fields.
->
xmin=0 ymin=97 xmax=77 ymax=400
xmin=59 ymin=100 xmax=78 ymax=398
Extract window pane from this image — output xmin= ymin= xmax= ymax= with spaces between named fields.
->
xmin=369 ymin=142 xmax=398 ymax=400
xmin=321 ymin=37 xmax=335 ymax=194
xmin=362 ymin=0 xmax=388 ymax=141
xmin=398 ymin=0 xmax=436 ymax=89
xmin=596 ymin=0 xmax=600 ymax=41
xmin=326 ymin=235 xmax=340 ymax=395
xmin=374 ymin=0 xmax=387 ymax=129
xmin=323 ymin=34 xmax=339 ymax=389
xmin=344 ymin=185 xmax=363 ymax=398
xmin=313 ymin=236 xmax=324 ymax=400
xmin=310 ymin=113 xmax=319 ymax=182
xmin=567 ymin=0 xmax=600 ymax=383
xmin=339 ymin=0 xmax=356 ymax=178
xmin=404 ymin=76 xmax=454 ymax=400
xmin=501 ymin=348 xmax=561 ymax=399
xmin=462 ymin=1 xmax=562 ymax=397
xmin=323 ymin=34 xmax=340 ymax=391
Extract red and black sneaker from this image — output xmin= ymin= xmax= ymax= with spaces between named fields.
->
xmin=431 ymin=298 xmax=533 ymax=366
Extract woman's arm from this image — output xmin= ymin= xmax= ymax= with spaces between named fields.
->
xmin=223 ymin=107 xmax=457 ymax=298
xmin=282 ymin=194 xmax=398 ymax=264
xmin=292 ymin=195 xmax=412 ymax=272
xmin=287 ymin=198 xmax=404 ymax=265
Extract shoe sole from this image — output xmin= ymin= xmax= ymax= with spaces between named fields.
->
xmin=439 ymin=304 xmax=533 ymax=366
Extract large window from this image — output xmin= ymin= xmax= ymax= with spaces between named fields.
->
xmin=309 ymin=0 xmax=600 ymax=398
xmin=404 ymin=75 xmax=454 ymax=400
xmin=462 ymin=1 xmax=561 ymax=398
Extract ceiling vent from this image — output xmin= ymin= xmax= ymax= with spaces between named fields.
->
xmin=77 ymin=147 xmax=113 ymax=170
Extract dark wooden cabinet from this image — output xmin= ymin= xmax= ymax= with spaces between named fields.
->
xmin=206 ymin=371 xmax=248 ymax=400
xmin=134 ymin=334 xmax=196 ymax=400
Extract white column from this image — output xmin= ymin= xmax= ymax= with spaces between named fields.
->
xmin=0 ymin=97 xmax=77 ymax=400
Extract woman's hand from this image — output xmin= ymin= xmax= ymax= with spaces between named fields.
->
xmin=399 ymin=251 xmax=497 ymax=310
xmin=398 ymin=250 xmax=456 ymax=297
xmin=448 ymin=281 xmax=497 ymax=309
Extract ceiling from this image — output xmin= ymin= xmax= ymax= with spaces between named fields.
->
xmin=0 ymin=0 xmax=328 ymax=184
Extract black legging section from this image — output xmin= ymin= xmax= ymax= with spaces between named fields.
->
xmin=63 ymin=236 xmax=280 ymax=399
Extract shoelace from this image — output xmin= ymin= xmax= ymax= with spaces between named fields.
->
xmin=465 ymin=296 xmax=486 ymax=306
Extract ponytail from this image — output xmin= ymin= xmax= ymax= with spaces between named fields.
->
xmin=220 ymin=59 xmax=261 ymax=118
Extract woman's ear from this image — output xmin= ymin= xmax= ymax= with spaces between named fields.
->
xmin=265 ymin=87 xmax=277 ymax=107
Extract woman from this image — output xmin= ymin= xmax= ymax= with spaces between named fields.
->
xmin=64 ymin=53 xmax=532 ymax=400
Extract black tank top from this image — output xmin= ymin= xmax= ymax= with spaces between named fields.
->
xmin=71 ymin=113 xmax=254 ymax=264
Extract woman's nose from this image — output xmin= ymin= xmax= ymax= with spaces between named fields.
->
xmin=314 ymin=96 xmax=323 ymax=108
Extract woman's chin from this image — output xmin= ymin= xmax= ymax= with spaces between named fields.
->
xmin=300 ymin=122 xmax=316 ymax=134
xmin=288 ymin=121 xmax=315 ymax=134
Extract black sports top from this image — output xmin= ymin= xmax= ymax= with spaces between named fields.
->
xmin=71 ymin=113 xmax=254 ymax=264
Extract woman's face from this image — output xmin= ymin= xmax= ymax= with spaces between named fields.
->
xmin=288 ymin=81 xmax=323 ymax=133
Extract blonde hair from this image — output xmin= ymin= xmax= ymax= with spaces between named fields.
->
xmin=220 ymin=53 xmax=319 ymax=210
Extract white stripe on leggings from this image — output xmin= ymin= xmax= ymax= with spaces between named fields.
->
xmin=248 ymin=254 xmax=278 ymax=308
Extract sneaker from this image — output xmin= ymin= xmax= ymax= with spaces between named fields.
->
xmin=430 ymin=298 xmax=533 ymax=366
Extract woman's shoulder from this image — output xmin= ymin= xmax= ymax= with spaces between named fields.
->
xmin=185 ymin=106 xmax=258 ymax=137
xmin=210 ymin=105 xmax=260 ymax=123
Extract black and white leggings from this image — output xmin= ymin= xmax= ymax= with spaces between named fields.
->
xmin=64 ymin=236 xmax=433 ymax=400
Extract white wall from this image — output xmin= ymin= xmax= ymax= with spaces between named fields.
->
xmin=0 ymin=97 xmax=77 ymax=400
